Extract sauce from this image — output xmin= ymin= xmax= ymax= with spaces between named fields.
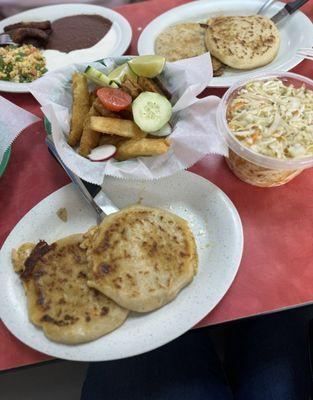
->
xmin=43 ymin=27 xmax=117 ymax=71
xmin=46 ymin=14 xmax=112 ymax=53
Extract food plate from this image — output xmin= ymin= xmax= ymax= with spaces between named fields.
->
xmin=137 ymin=0 xmax=313 ymax=88
xmin=0 ymin=3 xmax=132 ymax=93
xmin=0 ymin=147 xmax=11 ymax=177
xmin=0 ymin=171 xmax=243 ymax=361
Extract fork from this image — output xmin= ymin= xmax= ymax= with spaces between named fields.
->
xmin=257 ymin=0 xmax=277 ymax=15
xmin=297 ymin=48 xmax=313 ymax=61
xmin=257 ymin=0 xmax=309 ymax=17
xmin=45 ymin=135 xmax=119 ymax=223
xmin=0 ymin=33 xmax=16 ymax=46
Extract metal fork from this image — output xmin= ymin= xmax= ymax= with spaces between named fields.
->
xmin=0 ymin=33 xmax=16 ymax=46
xmin=257 ymin=0 xmax=309 ymax=16
xmin=257 ymin=0 xmax=277 ymax=14
xmin=297 ymin=48 xmax=313 ymax=61
xmin=45 ymin=135 xmax=119 ymax=223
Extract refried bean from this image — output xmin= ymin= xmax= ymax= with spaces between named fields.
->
xmin=46 ymin=14 xmax=112 ymax=53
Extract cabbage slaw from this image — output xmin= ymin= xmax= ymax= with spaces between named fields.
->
xmin=226 ymin=79 xmax=313 ymax=160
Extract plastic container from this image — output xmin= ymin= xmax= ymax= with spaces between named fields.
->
xmin=217 ymin=72 xmax=313 ymax=187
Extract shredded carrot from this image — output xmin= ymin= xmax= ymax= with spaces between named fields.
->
xmin=251 ymin=129 xmax=261 ymax=142
xmin=230 ymin=101 xmax=246 ymax=111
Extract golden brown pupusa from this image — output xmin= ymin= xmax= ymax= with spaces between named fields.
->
xmin=84 ymin=205 xmax=198 ymax=313
xmin=12 ymin=234 xmax=129 ymax=344
xmin=205 ymin=15 xmax=280 ymax=70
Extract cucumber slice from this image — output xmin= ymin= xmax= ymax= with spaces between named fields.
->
xmin=108 ymin=63 xmax=137 ymax=86
xmin=150 ymin=122 xmax=172 ymax=137
xmin=84 ymin=66 xmax=111 ymax=86
xmin=132 ymin=92 xmax=172 ymax=133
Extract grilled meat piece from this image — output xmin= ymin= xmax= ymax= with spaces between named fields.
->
xmin=22 ymin=37 xmax=41 ymax=48
xmin=93 ymin=98 xmax=121 ymax=118
xmin=151 ymin=77 xmax=172 ymax=100
xmin=138 ymin=76 xmax=172 ymax=100
xmin=120 ymin=76 xmax=142 ymax=99
xmin=213 ymin=68 xmax=224 ymax=77
xmin=9 ymin=28 xmax=50 ymax=46
xmin=93 ymin=98 xmax=132 ymax=120
xmin=4 ymin=20 xmax=51 ymax=32
xmin=138 ymin=76 xmax=162 ymax=94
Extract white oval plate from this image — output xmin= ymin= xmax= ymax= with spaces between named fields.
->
xmin=0 ymin=3 xmax=132 ymax=93
xmin=137 ymin=0 xmax=313 ymax=88
xmin=0 ymin=171 xmax=243 ymax=361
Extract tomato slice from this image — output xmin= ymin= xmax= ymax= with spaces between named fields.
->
xmin=93 ymin=87 xmax=100 ymax=96
xmin=97 ymin=87 xmax=132 ymax=112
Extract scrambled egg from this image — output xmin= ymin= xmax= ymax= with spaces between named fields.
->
xmin=0 ymin=44 xmax=47 ymax=83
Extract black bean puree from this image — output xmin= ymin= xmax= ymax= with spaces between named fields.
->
xmin=46 ymin=14 xmax=112 ymax=53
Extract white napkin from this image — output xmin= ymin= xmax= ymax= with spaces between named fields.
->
xmin=29 ymin=54 xmax=228 ymax=183
xmin=0 ymin=96 xmax=40 ymax=161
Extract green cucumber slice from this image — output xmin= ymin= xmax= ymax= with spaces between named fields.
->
xmin=108 ymin=63 xmax=137 ymax=86
xmin=150 ymin=122 xmax=172 ymax=137
xmin=110 ymin=81 xmax=119 ymax=88
xmin=132 ymin=92 xmax=172 ymax=133
xmin=84 ymin=66 xmax=111 ymax=86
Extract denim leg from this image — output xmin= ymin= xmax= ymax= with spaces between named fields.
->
xmin=81 ymin=327 xmax=233 ymax=400
xmin=226 ymin=306 xmax=313 ymax=400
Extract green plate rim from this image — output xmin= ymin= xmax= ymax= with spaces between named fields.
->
xmin=0 ymin=146 xmax=11 ymax=178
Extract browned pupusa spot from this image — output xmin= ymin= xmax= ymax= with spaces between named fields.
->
xmin=205 ymin=15 xmax=280 ymax=70
xmin=84 ymin=205 xmax=198 ymax=313
xmin=12 ymin=234 xmax=129 ymax=344
xmin=155 ymin=23 xmax=207 ymax=61
xmin=154 ymin=22 xmax=224 ymax=76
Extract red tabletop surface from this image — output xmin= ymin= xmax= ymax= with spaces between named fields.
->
xmin=1 ymin=0 xmax=313 ymax=372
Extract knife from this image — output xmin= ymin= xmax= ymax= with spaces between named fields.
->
xmin=271 ymin=0 xmax=309 ymax=24
xmin=45 ymin=135 xmax=119 ymax=223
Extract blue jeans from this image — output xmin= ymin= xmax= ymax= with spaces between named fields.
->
xmin=81 ymin=306 xmax=313 ymax=400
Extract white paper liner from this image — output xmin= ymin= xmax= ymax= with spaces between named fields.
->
xmin=29 ymin=54 xmax=228 ymax=183
xmin=0 ymin=96 xmax=40 ymax=161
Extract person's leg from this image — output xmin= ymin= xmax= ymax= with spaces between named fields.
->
xmin=226 ymin=305 xmax=313 ymax=400
xmin=81 ymin=327 xmax=233 ymax=400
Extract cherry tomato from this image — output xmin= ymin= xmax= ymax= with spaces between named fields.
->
xmin=97 ymin=87 xmax=132 ymax=112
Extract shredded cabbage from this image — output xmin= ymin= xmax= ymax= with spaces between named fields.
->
xmin=227 ymin=79 xmax=313 ymax=159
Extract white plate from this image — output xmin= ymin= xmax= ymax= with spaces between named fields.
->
xmin=0 ymin=171 xmax=243 ymax=361
xmin=0 ymin=3 xmax=132 ymax=93
xmin=137 ymin=0 xmax=313 ymax=88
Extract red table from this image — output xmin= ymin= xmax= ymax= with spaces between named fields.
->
xmin=1 ymin=0 xmax=313 ymax=372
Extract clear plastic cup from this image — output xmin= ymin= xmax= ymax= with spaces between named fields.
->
xmin=217 ymin=72 xmax=313 ymax=187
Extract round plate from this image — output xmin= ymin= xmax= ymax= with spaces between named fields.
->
xmin=0 ymin=3 xmax=132 ymax=93
xmin=0 ymin=171 xmax=243 ymax=361
xmin=137 ymin=0 xmax=313 ymax=88
xmin=0 ymin=147 xmax=11 ymax=177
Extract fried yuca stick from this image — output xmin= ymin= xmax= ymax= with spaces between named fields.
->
xmin=90 ymin=117 xmax=145 ymax=139
xmin=115 ymin=138 xmax=170 ymax=161
xmin=99 ymin=135 xmax=126 ymax=147
xmin=67 ymin=73 xmax=90 ymax=147
xmin=78 ymin=104 xmax=101 ymax=157
xmin=89 ymin=92 xmax=97 ymax=107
